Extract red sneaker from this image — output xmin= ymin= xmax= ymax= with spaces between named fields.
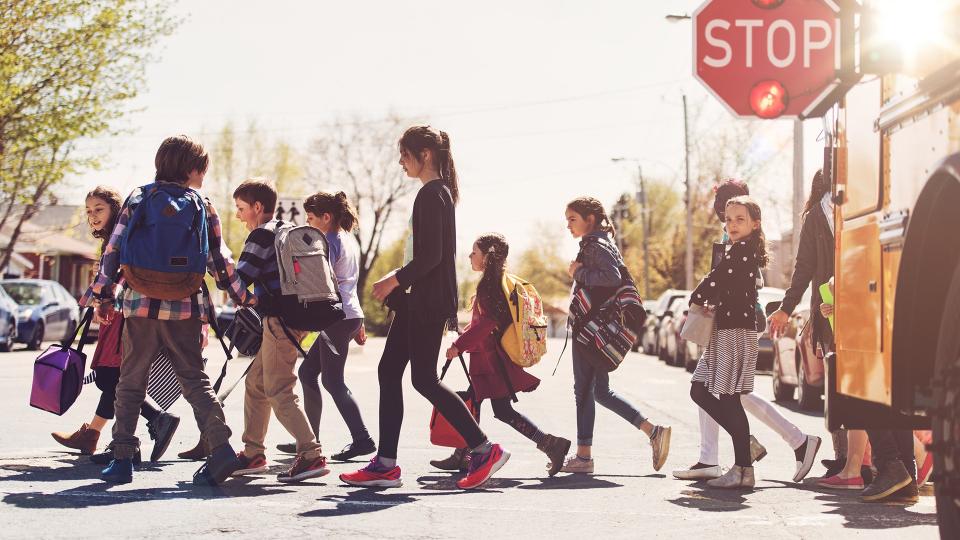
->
xmin=278 ymin=454 xmax=330 ymax=483
xmin=918 ymin=451 xmax=934 ymax=487
xmin=816 ymin=474 xmax=864 ymax=490
xmin=457 ymin=444 xmax=510 ymax=490
xmin=231 ymin=452 xmax=268 ymax=476
xmin=339 ymin=458 xmax=402 ymax=488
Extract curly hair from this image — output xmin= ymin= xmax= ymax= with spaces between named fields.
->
xmin=725 ymin=195 xmax=770 ymax=268
xmin=474 ymin=233 xmax=513 ymax=330
xmin=713 ymin=178 xmax=750 ymax=221
xmin=566 ymin=196 xmax=616 ymax=237
xmin=86 ymin=186 xmax=122 ymax=252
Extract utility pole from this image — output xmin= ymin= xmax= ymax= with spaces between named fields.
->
xmin=683 ymin=94 xmax=694 ymax=290
xmin=792 ymin=119 xmax=804 ymax=254
xmin=638 ymin=165 xmax=651 ymax=299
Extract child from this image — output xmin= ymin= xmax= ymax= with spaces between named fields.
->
xmin=230 ymin=179 xmax=329 ymax=483
xmin=688 ymin=195 xmax=768 ymax=489
xmin=340 ymin=126 xmax=509 ymax=490
xmin=274 ymin=191 xmax=376 ymax=462
xmin=433 ymin=233 xmax=571 ymax=476
xmin=91 ymin=135 xmax=248 ymax=485
xmin=54 ymin=187 xmax=180 ymax=462
xmin=563 ymin=196 xmax=671 ymax=474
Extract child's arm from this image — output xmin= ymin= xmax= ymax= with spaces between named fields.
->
xmin=204 ymin=203 xmax=254 ymax=306
xmin=573 ymin=242 xmax=622 ymax=288
xmin=453 ymin=312 xmax=498 ymax=354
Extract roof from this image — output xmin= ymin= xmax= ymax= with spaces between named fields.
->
xmin=0 ymin=205 xmax=97 ymax=260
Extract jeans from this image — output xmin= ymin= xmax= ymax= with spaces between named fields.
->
xmin=572 ymin=342 xmax=645 ymax=446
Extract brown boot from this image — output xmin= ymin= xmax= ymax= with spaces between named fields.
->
xmin=178 ymin=437 xmax=210 ymax=461
xmin=538 ymin=434 xmax=572 ymax=477
xmin=430 ymin=448 xmax=469 ymax=472
xmin=51 ymin=423 xmax=99 ymax=455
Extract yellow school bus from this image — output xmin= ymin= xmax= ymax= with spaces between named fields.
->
xmin=824 ymin=0 xmax=959 ymax=534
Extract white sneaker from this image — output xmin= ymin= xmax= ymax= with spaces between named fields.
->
xmin=793 ymin=435 xmax=822 ymax=482
xmin=560 ymin=456 xmax=594 ymax=474
xmin=673 ymin=464 xmax=723 ymax=480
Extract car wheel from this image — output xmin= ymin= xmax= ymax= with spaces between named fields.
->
xmin=797 ymin=356 xmax=822 ymax=411
xmin=27 ymin=323 xmax=44 ymax=351
xmin=772 ymin=351 xmax=795 ymax=402
xmin=0 ymin=328 xmax=10 ymax=352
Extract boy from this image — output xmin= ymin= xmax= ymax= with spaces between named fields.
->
xmin=92 ymin=134 xmax=253 ymax=485
xmin=231 ymin=179 xmax=329 ymax=483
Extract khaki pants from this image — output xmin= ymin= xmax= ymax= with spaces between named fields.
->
xmin=242 ymin=316 xmax=322 ymax=458
xmin=112 ymin=318 xmax=231 ymax=459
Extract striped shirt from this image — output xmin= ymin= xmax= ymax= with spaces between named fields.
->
xmin=236 ymin=220 xmax=282 ymax=298
xmin=88 ymin=185 xmax=253 ymax=321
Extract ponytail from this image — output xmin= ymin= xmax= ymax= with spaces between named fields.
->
xmin=304 ymin=190 xmax=360 ymax=232
xmin=400 ymin=125 xmax=459 ymax=205
xmin=566 ymin=196 xmax=616 ymax=238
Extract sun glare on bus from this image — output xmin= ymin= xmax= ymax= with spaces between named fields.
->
xmin=868 ymin=0 xmax=957 ymax=72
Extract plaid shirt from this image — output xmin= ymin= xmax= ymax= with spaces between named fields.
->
xmin=87 ymin=185 xmax=253 ymax=321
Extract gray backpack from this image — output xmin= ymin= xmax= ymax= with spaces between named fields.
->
xmin=271 ymin=224 xmax=345 ymax=332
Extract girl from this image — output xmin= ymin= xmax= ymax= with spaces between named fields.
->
xmin=432 ymin=233 xmax=571 ymax=476
xmin=688 ymin=195 xmax=768 ymax=489
xmin=562 ymin=196 xmax=671 ymax=474
xmin=274 ymin=191 xmax=376 ymax=461
xmin=54 ymin=186 xmax=180 ymax=463
xmin=339 ymin=126 xmax=509 ymax=490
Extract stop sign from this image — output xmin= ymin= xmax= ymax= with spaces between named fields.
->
xmin=693 ymin=0 xmax=842 ymax=119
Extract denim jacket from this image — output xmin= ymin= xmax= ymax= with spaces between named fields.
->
xmin=573 ymin=231 xmax=623 ymax=288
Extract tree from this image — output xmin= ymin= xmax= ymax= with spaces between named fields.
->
xmin=360 ymin=236 xmax=404 ymax=336
xmin=513 ymin=222 xmax=573 ymax=305
xmin=306 ymin=114 xmax=419 ymax=299
xmin=0 ymin=0 xmax=176 ymax=270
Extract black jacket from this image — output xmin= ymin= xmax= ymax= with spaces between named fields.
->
xmin=394 ymin=179 xmax=458 ymax=321
xmin=690 ymin=236 xmax=761 ymax=330
xmin=778 ymin=204 xmax=834 ymax=347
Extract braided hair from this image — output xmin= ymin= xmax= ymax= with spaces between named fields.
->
xmin=399 ymin=125 xmax=459 ymax=205
xmin=566 ymin=196 xmax=616 ymax=237
xmin=474 ymin=233 xmax=513 ymax=330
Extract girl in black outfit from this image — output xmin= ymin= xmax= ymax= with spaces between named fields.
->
xmin=339 ymin=126 xmax=510 ymax=490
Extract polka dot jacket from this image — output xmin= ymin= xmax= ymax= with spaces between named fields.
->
xmin=689 ymin=237 xmax=761 ymax=330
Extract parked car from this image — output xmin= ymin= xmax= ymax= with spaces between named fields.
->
xmin=756 ymin=287 xmax=786 ymax=371
xmin=658 ymin=294 xmax=689 ymax=366
xmin=0 ymin=285 xmax=18 ymax=351
xmin=769 ymin=290 xmax=823 ymax=410
xmin=640 ymin=289 xmax=689 ymax=355
xmin=1 ymin=279 xmax=81 ymax=350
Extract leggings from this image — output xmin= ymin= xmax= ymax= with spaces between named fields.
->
xmin=299 ymin=317 xmax=371 ymax=443
xmin=378 ymin=307 xmax=486 ymax=460
xmin=487 ymin=398 xmax=545 ymax=444
xmin=93 ymin=366 xmax=161 ymax=422
xmin=690 ymin=382 xmax=751 ymax=467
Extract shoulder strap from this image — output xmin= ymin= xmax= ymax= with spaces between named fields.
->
xmin=200 ymin=281 xmax=232 ymax=361
xmin=64 ymin=308 xmax=95 ymax=355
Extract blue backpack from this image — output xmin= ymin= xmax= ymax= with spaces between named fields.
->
xmin=119 ymin=182 xmax=209 ymax=300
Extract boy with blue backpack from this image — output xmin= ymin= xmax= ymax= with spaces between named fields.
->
xmin=90 ymin=135 xmax=254 ymax=486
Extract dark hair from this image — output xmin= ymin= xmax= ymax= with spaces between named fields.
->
xmin=713 ymin=178 xmax=750 ymax=221
xmin=474 ymin=233 xmax=512 ymax=329
xmin=233 ymin=179 xmax=278 ymax=214
xmin=802 ymin=169 xmax=831 ymax=216
xmin=154 ymin=135 xmax=209 ymax=184
xmin=566 ymin=196 xmax=616 ymax=237
xmin=725 ymin=195 xmax=769 ymax=267
xmin=86 ymin=185 xmax=122 ymax=251
xmin=398 ymin=125 xmax=459 ymax=205
xmin=303 ymin=191 xmax=360 ymax=232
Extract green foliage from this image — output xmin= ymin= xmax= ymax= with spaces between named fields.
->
xmin=512 ymin=222 xmax=573 ymax=305
xmin=361 ymin=236 xmax=404 ymax=336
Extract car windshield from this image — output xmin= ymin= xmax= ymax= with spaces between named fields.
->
xmin=2 ymin=283 xmax=42 ymax=305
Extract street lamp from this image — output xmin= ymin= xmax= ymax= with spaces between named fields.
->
xmin=665 ymin=13 xmax=691 ymax=22
xmin=612 ymin=157 xmax=651 ymax=299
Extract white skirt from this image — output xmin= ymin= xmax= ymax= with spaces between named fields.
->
xmin=692 ymin=328 xmax=758 ymax=394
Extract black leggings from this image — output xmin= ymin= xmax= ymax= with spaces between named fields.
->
xmin=690 ymin=382 xmax=751 ymax=467
xmin=94 ymin=367 xmax=161 ymax=422
xmin=487 ymin=398 xmax=545 ymax=444
xmin=377 ymin=308 xmax=486 ymax=459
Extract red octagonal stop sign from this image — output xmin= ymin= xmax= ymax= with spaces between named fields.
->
xmin=694 ymin=0 xmax=842 ymax=119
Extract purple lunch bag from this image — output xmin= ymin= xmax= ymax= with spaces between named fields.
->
xmin=30 ymin=308 xmax=94 ymax=415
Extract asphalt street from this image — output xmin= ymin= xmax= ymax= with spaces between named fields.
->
xmin=0 ymin=336 xmax=940 ymax=539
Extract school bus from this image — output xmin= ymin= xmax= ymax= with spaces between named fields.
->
xmin=822 ymin=0 xmax=959 ymax=534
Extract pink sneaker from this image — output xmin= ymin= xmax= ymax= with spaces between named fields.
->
xmin=817 ymin=474 xmax=864 ymax=490
xmin=918 ymin=451 xmax=934 ymax=487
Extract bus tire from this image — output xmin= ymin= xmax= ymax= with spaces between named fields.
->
xmin=933 ymin=262 xmax=960 ymax=538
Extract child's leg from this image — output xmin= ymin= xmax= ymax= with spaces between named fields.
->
xmin=572 ymin=342 xmax=598 ymax=458
xmin=319 ymin=318 xmax=371 ymax=443
xmin=92 ymin=366 xmax=121 ymax=424
xmin=718 ymin=394 xmax=751 ymax=467
xmin=377 ymin=309 xmax=412 ymax=462
xmin=740 ymin=392 xmax=805 ymax=449
xmin=490 ymin=397 xmax=545 ymax=444
xmin=838 ymin=429 xmax=868 ymax=478
xmin=698 ymin=406 xmax=721 ymax=466
xmin=592 ymin=366 xmax=652 ymax=436
xmin=111 ymin=319 xmax=164 ymax=460
xmin=241 ymin=352 xmax=269 ymax=457
xmin=299 ymin=337 xmax=325 ymax=439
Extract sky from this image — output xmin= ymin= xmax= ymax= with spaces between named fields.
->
xmin=68 ymin=0 xmax=826 ymax=261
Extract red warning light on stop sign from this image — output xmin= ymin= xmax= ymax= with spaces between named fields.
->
xmin=693 ymin=0 xmax=841 ymax=119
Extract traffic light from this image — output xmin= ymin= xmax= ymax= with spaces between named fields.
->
xmin=749 ymin=80 xmax=789 ymax=119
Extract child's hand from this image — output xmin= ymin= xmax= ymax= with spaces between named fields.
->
xmin=445 ymin=345 xmax=460 ymax=360
xmin=97 ymin=301 xmax=116 ymax=324
xmin=568 ymin=261 xmax=582 ymax=278
xmin=768 ymin=309 xmax=790 ymax=337
xmin=820 ymin=303 xmax=834 ymax=318
xmin=353 ymin=325 xmax=367 ymax=346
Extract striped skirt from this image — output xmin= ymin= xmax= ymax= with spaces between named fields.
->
xmin=692 ymin=328 xmax=758 ymax=395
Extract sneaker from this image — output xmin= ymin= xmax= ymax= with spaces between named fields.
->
xmin=457 ymin=443 xmax=511 ymax=490
xmin=918 ymin=451 xmax=934 ymax=487
xmin=793 ymin=435 xmax=822 ymax=482
xmin=331 ymin=438 xmax=377 ymax=461
xmin=340 ymin=458 xmax=403 ymax=488
xmin=861 ymin=460 xmax=913 ymax=502
xmin=650 ymin=425 xmax=672 ymax=472
xmin=673 ymin=463 xmax=723 ymax=480
xmin=147 ymin=412 xmax=180 ymax=462
xmin=231 ymin=452 xmax=268 ymax=476
xmin=538 ymin=434 xmax=572 ymax=477
xmin=817 ymin=474 xmax=865 ymax=490
xmin=101 ymin=458 xmax=133 ymax=484
xmin=278 ymin=454 xmax=330 ymax=483
xmin=52 ymin=423 xmax=100 ymax=455
xmin=276 ymin=443 xmax=298 ymax=454
xmin=91 ymin=446 xmax=142 ymax=467
xmin=749 ymin=435 xmax=767 ymax=463
xmin=560 ymin=455 xmax=595 ymax=474
xmin=430 ymin=448 xmax=469 ymax=472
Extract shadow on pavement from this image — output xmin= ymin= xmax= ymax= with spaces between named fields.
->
xmin=415 ymin=474 xmax=523 ymax=491
xmin=515 ymin=474 xmax=623 ymax=490
xmin=0 ymin=457 xmax=177 ymax=483
xmin=667 ymin=487 xmax=750 ymax=512
xmin=300 ymin=490 xmax=418 ymax=518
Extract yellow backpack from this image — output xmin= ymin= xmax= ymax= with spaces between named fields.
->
xmin=499 ymin=273 xmax=549 ymax=367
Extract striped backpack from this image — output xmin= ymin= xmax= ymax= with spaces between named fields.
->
xmin=499 ymin=273 xmax=549 ymax=367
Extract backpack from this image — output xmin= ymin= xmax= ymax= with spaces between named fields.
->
xmin=270 ymin=223 xmax=345 ymax=332
xmin=499 ymin=273 xmax=549 ymax=367
xmin=119 ymin=183 xmax=209 ymax=300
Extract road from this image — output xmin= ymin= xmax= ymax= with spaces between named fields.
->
xmin=0 ymin=337 xmax=940 ymax=539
